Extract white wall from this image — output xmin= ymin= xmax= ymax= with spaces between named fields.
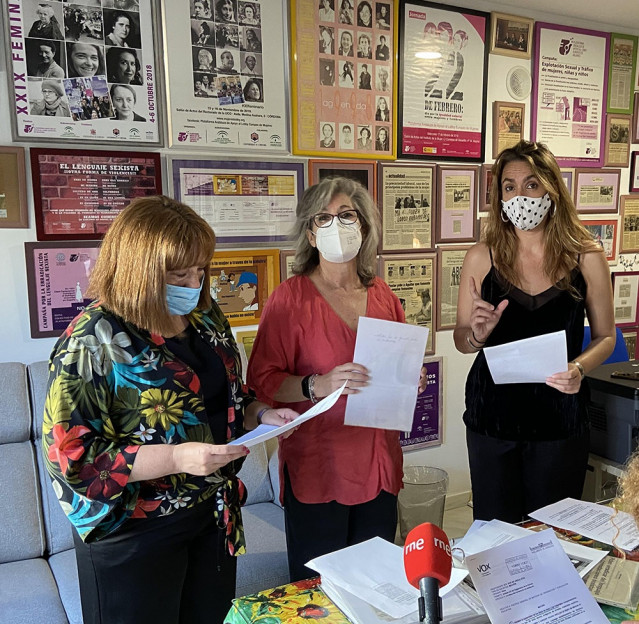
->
xmin=1 ymin=1 xmax=638 ymax=502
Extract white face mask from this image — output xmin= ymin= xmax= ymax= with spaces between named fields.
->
xmin=313 ymin=220 xmax=362 ymax=263
xmin=501 ymin=192 xmax=553 ymax=231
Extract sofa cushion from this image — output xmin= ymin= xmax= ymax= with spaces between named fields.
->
xmin=48 ymin=549 xmax=82 ymax=624
xmin=0 ymin=558 xmax=69 ymax=624
xmin=28 ymin=360 xmax=49 ymax=440
xmin=236 ymin=501 xmax=289 ymax=596
xmin=0 ymin=362 xmax=30 ymax=444
xmin=238 ymin=441 xmax=274 ymax=505
xmin=0 ymin=442 xmax=46 ymax=562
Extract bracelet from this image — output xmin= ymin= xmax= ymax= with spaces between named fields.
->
xmin=471 ymin=329 xmax=486 ymax=345
xmin=466 ymin=333 xmax=482 ymax=351
xmin=572 ymin=360 xmax=585 ymax=380
xmin=301 ymin=374 xmax=312 ymax=399
xmin=308 ymin=374 xmax=319 ymax=404
xmin=256 ymin=407 xmax=269 ymax=425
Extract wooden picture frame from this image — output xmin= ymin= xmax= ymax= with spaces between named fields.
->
xmin=607 ymin=33 xmax=638 ymax=115
xmin=377 ymin=162 xmax=435 ymax=253
xmin=308 ymin=159 xmax=377 ymax=199
xmin=574 ymin=168 xmax=621 ymax=214
xmin=634 ymin=94 xmax=639 ymax=142
xmin=490 ymin=12 xmax=534 ymax=59
xmin=580 ymin=218 xmax=619 ymax=263
xmin=0 ymin=146 xmax=28 ymax=228
xmin=435 ymin=165 xmax=479 ymax=244
xmin=235 ymin=329 xmax=259 ymax=382
xmin=612 ymin=271 xmax=639 ymax=327
xmin=560 ymin=168 xmax=575 ymax=198
xmin=492 ymin=101 xmax=525 ymax=158
xmin=209 ymin=249 xmax=280 ymax=327
xmin=479 ymin=164 xmax=493 ymax=214
xmin=630 ymin=152 xmax=639 ymax=193
xmin=621 ymin=327 xmax=639 ymax=361
xmin=279 ymin=249 xmax=296 ymax=282
xmin=604 ymin=114 xmax=631 ymax=167
xmin=620 ymin=195 xmax=639 ymax=254
xmin=378 ymin=253 xmax=436 ymax=354
xmin=436 ymin=245 xmax=471 ymax=331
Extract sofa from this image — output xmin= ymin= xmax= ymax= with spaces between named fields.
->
xmin=0 ymin=360 xmax=289 ymax=624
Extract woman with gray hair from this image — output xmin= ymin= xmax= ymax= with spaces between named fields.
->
xmin=247 ymin=176 xmax=405 ymax=581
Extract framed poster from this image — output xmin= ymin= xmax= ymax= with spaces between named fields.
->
xmin=2 ymin=0 xmax=162 ymax=144
xmin=379 ymin=253 xmax=436 ymax=354
xmin=532 ymin=23 xmax=609 ymax=167
xmin=492 ymin=101 xmax=524 ymax=158
xmin=604 ymin=114 xmax=631 ymax=167
xmin=436 ymin=245 xmax=470 ymax=330
xmin=398 ymin=1 xmax=489 ymax=161
xmin=209 ymin=248 xmax=279 ymax=326
xmin=308 ymin=159 xmax=377 ymax=197
xmin=169 ymin=158 xmax=304 ymax=247
xmin=580 ymin=218 xmax=619 ymax=263
xmin=377 ymin=163 xmax=435 ymax=253
xmin=235 ymin=328 xmax=258 ymax=381
xmin=607 ymin=33 xmax=638 ymax=115
xmin=30 ymin=148 xmax=161 ymax=241
xmin=161 ymin=0 xmax=289 ymax=151
xmin=489 ymin=12 xmax=533 ymax=60
xmin=573 ymin=168 xmax=620 ymax=214
xmin=631 ymin=152 xmax=639 ymax=193
xmin=400 ymin=356 xmax=443 ymax=450
xmin=290 ymin=0 xmax=397 ymax=158
xmin=279 ymin=249 xmax=296 ymax=281
xmin=0 ymin=146 xmax=28 ymax=228
xmin=479 ymin=163 xmax=493 ymax=213
xmin=25 ymin=241 xmax=100 ymax=339
xmin=621 ymin=327 xmax=639 ymax=360
xmin=612 ymin=271 xmax=639 ymax=327
xmin=435 ymin=165 xmax=479 ymax=243
xmin=620 ymin=195 xmax=639 ymax=254
xmin=634 ymin=94 xmax=639 ymax=143
xmin=560 ymin=168 xmax=575 ymax=197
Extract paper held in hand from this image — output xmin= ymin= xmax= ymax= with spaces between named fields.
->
xmin=344 ymin=317 xmax=429 ymax=431
xmin=483 ymin=329 xmax=568 ymax=384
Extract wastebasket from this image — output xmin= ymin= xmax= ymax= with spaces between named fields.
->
xmin=397 ymin=466 xmax=449 ymax=540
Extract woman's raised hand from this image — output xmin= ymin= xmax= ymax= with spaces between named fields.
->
xmin=469 ymin=276 xmax=508 ymax=344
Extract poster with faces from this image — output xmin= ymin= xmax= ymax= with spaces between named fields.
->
xmin=3 ymin=0 xmax=161 ymax=143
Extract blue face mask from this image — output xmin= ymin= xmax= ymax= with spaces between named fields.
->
xmin=165 ymin=279 xmax=203 ymax=315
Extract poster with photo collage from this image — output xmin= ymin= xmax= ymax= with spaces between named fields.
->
xmin=291 ymin=0 xmax=396 ymax=158
xmin=162 ymin=0 xmax=288 ymax=150
xmin=2 ymin=0 xmax=161 ymax=143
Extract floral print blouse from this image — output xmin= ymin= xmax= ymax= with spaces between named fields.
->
xmin=42 ymin=301 xmax=253 ymax=555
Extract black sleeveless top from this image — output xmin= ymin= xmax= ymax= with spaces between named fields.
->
xmin=463 ymin=254 xmax=588 ymax=441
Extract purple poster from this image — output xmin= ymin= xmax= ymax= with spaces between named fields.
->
xmin=400 ymin=357 xmax=443 ymax=450
xmin=25 ymin=241 xmax=100 ymax=339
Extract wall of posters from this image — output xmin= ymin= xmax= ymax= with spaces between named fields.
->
xmin=31 ymin=148 xmax=162 ymax=240
xmin=398 ymin=1 xmax=489 ymax=161
xmin=532 ymin=23 xmax=609 ymax=167
xmin=607 ymin=33 xmax=638 ymax=115
xmin=25 ymin=241 xmax=100 ymax=338
xmin=400 ymin=356 xmax=442 ymax=450
xmin=290 ymin=0 xmax=396 ymax=158
xmin=161 ymin=0 xmax=288 ymax=150
xmin=378 ymin=163 xmax=434 ymax=252
xmin=170 ymin=159 xmax=303 ymax=247
xmin=3 ymin=0 xmax=161 ymax=143
xmin=436 ymin=245 xmax=468 ymax=330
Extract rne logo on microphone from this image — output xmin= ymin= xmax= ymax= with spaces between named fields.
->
xmin=404 ymin=536 xmax=451 ymax=557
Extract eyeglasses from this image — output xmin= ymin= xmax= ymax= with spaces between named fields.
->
xmin=311 ymin=209 xmax=360 ymax=228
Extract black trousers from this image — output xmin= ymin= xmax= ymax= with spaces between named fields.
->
xmin=73 ymin=497 xmax=237 ymax=624
xmin=283 ymin=466 xmax=398 ymax=581
xmin=466 ymin=428 xmax=590 ymax=524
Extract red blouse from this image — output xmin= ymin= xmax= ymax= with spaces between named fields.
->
xmin=247 ymin=275 xmax=405 ymax=505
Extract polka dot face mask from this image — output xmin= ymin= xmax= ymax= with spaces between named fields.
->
xmin=501 ymin=193 xmax=553 ymax=231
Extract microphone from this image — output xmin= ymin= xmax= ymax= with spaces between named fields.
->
xmin=403 ymin=522 xmax=453 ymax=624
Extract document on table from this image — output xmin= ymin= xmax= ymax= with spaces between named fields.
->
xmin=344 ymin=317 xmax=429 ymax=431
xmin=229 ymin=383 xmax=346 ymax=448
xmin=453 ymin=519 xmax=606 ymax=578
xmin=483 ymin=329 xmax=567 ymax=384
xmin=530 ymin=497 xmax=639 ymax=552
xmin=306 ymin=536 xmax=466 ymax=620
xmin=585 ymin=555 xmax=639 ymax=610
xmin=466 ymin=529 xmax=609 ymax=624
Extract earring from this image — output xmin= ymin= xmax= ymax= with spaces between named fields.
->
xmin=500 ymin=210 xmax=509 ymax=222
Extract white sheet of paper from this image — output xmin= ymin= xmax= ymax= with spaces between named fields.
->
xmin=344 ymin=317 xmax=429 ymax=430
xmin=453 ymin=519 xmax=606 ymax=578
xmin=466 ymin=529 xmax=608 ymax=624
xmin=530 ymin=497 xmax=639 ymax=552
xmin=483 ymin=329 xmax=567 ymax=384
xmin=306 ymin=536 xmax=466 ymax=619
xmin=229 ymin=382 xmax=346 ymax=447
